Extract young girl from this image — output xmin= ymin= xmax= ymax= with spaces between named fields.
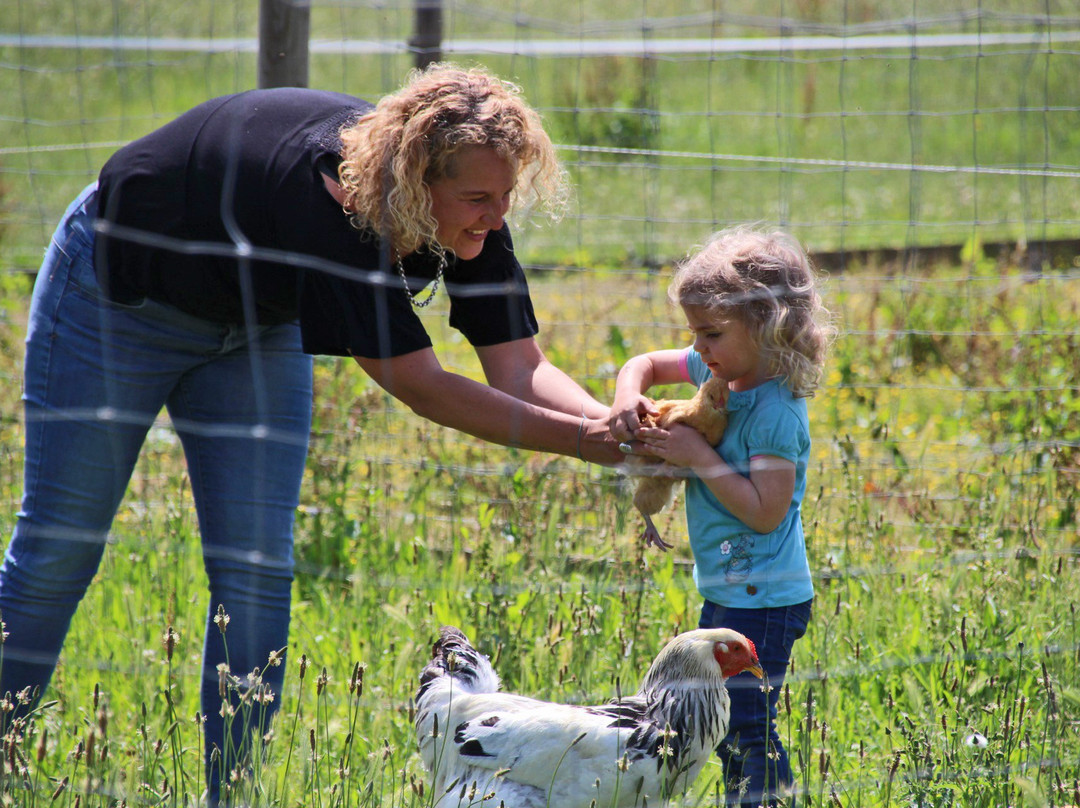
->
xmin=610 ymin=226 xmax=832 ymax=808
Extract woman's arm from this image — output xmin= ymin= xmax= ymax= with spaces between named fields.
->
xmin=352 ymin=343 xmax=624 ymax=464
xmin=473 ymin=337 xmax=609 ymax=419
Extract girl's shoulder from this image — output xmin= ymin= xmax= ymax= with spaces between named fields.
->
xmin=730 ymin=378 xmax=802 ymax=412
xmin=730 ymin=380 xmax=809 ymax=438
xmin=732 ymin=380 xmax=810 ymax=456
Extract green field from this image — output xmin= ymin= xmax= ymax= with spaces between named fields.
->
xmin=1 ymin=2 xmax=1079 ymax=806
xmin=0 ymin=257 xmax=1078 ymax=805
xmin=2 ymin=1 xmax=1079 ymax=269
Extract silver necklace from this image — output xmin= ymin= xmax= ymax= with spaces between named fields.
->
xmin=396 ymin=253 xmax=446 ymax=308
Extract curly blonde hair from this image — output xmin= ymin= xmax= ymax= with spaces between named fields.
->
xmin=337 ymin=63 xmax=568 ymax=257
xmin=668 ymin=226 xmax=835 ymax=398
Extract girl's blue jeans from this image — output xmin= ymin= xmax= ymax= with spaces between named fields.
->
xmin=699 ymin=598 xmax=813 ymax=808
xmin=0 ymin=184 xmax=314 ymax=803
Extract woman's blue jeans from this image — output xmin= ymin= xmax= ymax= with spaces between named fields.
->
xmin=699 ymin=598 xmax=813 ymax=808
xmin=0 ymin=184 xmax=313 ymax=802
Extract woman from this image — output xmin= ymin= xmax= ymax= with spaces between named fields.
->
xmin=0 ymin=64 xmax=621 ymax=804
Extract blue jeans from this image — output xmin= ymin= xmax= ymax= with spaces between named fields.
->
xmin=0 ymin=184 xmax=314 ymax=803
xmin=699 ymin=598 xmax=813 ymax=808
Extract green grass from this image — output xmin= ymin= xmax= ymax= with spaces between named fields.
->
xmin=2 ymin=1 xmax=1079 ymax=270
xmin=0 ymin=255 xmax=1078 ymax=806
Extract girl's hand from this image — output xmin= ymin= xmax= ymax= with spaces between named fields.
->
xmin=608 ymin=393 xmax=659 ymax=442
xmin=635 ymin=422 xmax=716 ymax=469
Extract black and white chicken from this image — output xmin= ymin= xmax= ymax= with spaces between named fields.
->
xmin=415 ymin=625 xmax=763 ymax=808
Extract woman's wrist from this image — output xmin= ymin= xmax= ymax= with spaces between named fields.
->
xmin=574 ymin=416 xmax=625 ymax=465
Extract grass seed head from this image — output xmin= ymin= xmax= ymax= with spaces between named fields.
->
xmin=350 ymin=662 xmax=365 ymax=695
xmin=50 ymin=776 xmax=69 ymax=800
xmin=214 ymin=605 xmax=230 ymax=634
xmin=162 ymin=626 xmax=179 ymax=661
xmin=217 ymin=663 xmax=230 ymax=698
xmin=35 ymin=728 xmax=46 ymax=763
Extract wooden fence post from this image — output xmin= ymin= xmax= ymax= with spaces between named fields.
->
xmin=258 ymin=0 xmax=311 ymax=88
xmin=409 ymin=0 xmax=443 ymax=71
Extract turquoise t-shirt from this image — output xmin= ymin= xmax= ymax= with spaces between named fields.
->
xmin=683 ymin=350 xmax=814 ymax=608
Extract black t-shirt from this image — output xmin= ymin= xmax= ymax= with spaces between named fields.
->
xmin=95 ymin=88 xmax=538 ymax=358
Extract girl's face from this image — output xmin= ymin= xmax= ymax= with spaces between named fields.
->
xmin=683 ymin=303 xmax=769 ymax=391
xmin=427 ymin=145 xmax=515 ymax=261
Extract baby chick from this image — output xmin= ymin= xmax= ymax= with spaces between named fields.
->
xmin=629 ymin=376 xmax=728 ymax=549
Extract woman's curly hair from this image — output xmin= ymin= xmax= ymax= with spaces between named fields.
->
xmin=668 ymin=225 xmax=836 ymax=398
xmin=338 ymin=63 xmax=568 ymax=257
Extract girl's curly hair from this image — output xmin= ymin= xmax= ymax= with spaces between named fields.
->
xmin=338 ymin=63 xmax=568 ymax=257
xmin=668 ymin=225 xmax=835 ymax=397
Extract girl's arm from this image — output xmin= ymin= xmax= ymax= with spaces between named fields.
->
xmin=352 ymin=342 xmax=624 ymax=465
xmin=636 ymin=423 xmax=796 ymax=534
xmin=609 ymin=349 xmax=688 ymax=442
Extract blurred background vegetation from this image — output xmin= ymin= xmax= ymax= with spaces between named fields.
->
xmin=2 ymin=0 xmax=1078 ymax=269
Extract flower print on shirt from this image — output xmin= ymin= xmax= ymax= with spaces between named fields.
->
xmin=722 ymin=534 xmax=756 ymax=583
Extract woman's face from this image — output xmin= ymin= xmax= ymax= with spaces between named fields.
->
xmin=428 ymin=146 xmax=515 ymax=261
